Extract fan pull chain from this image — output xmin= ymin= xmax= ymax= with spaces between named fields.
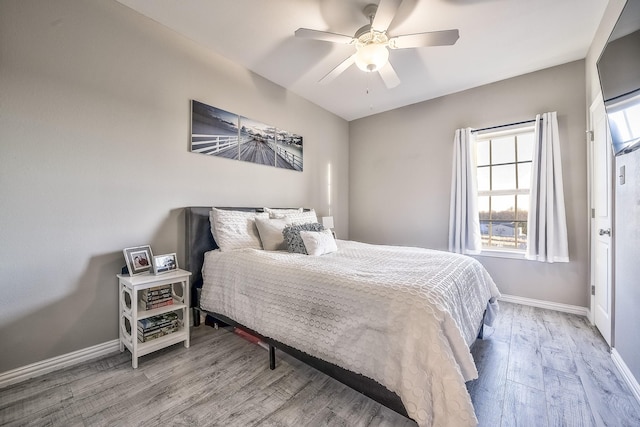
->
xmin=366 ymin=72 xmax=374 ymax=111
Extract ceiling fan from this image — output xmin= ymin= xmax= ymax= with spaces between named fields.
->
xmin=294 ymin=0 xmax=459 ymax=89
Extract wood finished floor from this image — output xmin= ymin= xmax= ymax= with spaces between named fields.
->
xmin=2 ymin=302 xmax=640 ymax=426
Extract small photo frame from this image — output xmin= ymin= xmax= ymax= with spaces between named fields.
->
xmin=152 ymin=253 xmax=178 ymax=275
xmin=123 ymin=245 xmax=153 ymax=276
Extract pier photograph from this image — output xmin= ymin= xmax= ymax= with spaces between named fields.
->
xmin=190 ymin=100 xmax=303 ymax=171
xmin=239 ymin=116 xmax=277 ymax=167
xmin=191 ymin=101 xmax=240 ymax=159
xmin=275 ymin=129 xmax=303 ymax=171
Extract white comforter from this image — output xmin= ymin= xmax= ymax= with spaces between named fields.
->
xmin=200 ymin=240 xmax=500 ymax=427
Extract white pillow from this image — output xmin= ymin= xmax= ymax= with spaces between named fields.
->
xmin=264 ymin=207 xmax=303 ymax=218
xmin=283 ymin=209 xmax=318 ymax=225
xmin=209 ymin=208 xmax=268 ymax=252
xmin=299 ymin=229 xmax=338 ymax=256
xmin=255 ymin=217 xmax=291 ymax=251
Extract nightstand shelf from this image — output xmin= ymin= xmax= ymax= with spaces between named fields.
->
xmin=117 ymin=269 xmax=191 ymax=368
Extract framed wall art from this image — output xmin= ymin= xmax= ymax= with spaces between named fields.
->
xmin=190 ymin=100 xmax=303 ymax=171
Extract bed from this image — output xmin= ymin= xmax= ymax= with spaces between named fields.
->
xmin=185 ymin=206 xmax=500 ymax=427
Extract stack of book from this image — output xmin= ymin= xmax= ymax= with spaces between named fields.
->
xmin=140 ymin=284 xmax=173 ymax=310
xmin=137 ymin=312 xmax=180 ymax=343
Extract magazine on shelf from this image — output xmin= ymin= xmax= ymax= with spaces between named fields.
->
xmin=137 ymin=312 xmax=179 ymax=330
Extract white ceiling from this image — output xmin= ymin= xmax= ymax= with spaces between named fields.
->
xmin=116 ymin=0 xmax=609 ymax=121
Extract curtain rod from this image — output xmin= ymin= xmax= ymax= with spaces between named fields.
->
xmin=471 ymin=118 xmax=537 ymax=133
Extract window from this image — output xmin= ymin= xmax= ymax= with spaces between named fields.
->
xmin=476 ymin=125 xmax=534 ymax=251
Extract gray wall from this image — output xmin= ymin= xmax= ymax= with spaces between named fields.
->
xmin=0 ymin=0 xmax=349 ymax=373
xmin=586 ymin=0 xmax=640 ymax=390
xmin=350 ymin=61 xmax=589 ymax=307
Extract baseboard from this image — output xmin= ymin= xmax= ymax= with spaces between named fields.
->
xmin=612 ymin=349 xmax=640 ymax=405
xmin=499 ymin=294 xmax=590 ymax=317
xmin=0 ymin=339 xmax=120 ymax=389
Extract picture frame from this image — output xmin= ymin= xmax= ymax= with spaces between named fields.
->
xmin=191 ymin=100 xmax=303 ymax=171
xmin=123 ymin=245 xmax=153 ymax=276
xmin=152 ymin=253 xmax=178 ymax=275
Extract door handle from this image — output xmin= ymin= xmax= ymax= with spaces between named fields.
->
xmin=599 ymin=228 xmax=611 ymax=236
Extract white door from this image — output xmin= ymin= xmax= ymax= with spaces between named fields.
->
xmin=590 ymin=93 xmax=613 ymax=346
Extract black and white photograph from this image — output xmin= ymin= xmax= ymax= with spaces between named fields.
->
xmin=239 ymin=116 xmax=277 ymax=167
xmin=152 ymin=253 xmax=178 ymax=274
xmin=190 ymin=100 xmax=239 ymax=159
xmin=275 ymin=129 xmax=303 ymax=171
xmin=190 ymin=99 xmax=303 ymax=171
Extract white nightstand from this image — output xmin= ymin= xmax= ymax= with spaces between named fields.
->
xmin=117 ymin=269 xmax=191 ymax=368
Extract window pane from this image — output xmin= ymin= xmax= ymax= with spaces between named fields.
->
xmin=477 ymin=166 xmax=490 ymax=192
xmin=517 ymin=133 xmax=534 ymax=161
xmin=491 ymin=222 xmax=517 ymax=238
xmin=514 ymin=221 xmax=527 ymax=249
xmin=517 ymin=163 xmax=531 ymax=189
xmin=485 ymin=222 xmax=517 ymax=249
xmin=492 ymin=164 xmax=516 ymax=191
xmin=491 ymin=195 xmax=516 ymax=220
xmin=477 ymin=140 xmax=490 ymax=166
xmin=516 ymin=194 xmax=529 ymax=221
xmin=480 ymin=220 xmax=490 ymax=246
xmin=478 ymin=196 xmax=490 ymax=220
xmin=491 ymin=136 xmax=515 ymax=164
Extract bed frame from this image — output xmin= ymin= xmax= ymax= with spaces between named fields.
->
xmin=184 ymin=206 xmax=410 ymax=417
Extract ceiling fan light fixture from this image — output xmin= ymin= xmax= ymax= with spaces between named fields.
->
xmin=355 ymin=43 xmax=389 ymax=72
xmin=295 ymin=0 xmax=460 ymax=87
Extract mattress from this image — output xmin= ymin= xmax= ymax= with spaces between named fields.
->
xmin=200 ymin=239 xmax=500 ymax=427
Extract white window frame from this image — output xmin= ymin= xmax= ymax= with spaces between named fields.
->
xmin=475 ymin=124 xmax=535 ymax=259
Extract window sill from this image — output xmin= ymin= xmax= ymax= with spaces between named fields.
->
xmin=475 ymin=249 xmax=527 ymax=260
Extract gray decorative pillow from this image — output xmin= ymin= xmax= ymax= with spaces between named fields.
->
xmin=282 ymin=222 xmax=325 ymax=254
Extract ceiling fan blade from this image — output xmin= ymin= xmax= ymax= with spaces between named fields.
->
xmin=372 ymin=0 xmax=403 ymax=32
xmin=319 ymin=54 xmax=356 ymax=85
xmin=378 ymin=62 xmax=401 ymax=89
xmin=295 ymin=28 xmax=354 ymax=44
xmin=389 ymin=29 xmax=460 ymax=49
